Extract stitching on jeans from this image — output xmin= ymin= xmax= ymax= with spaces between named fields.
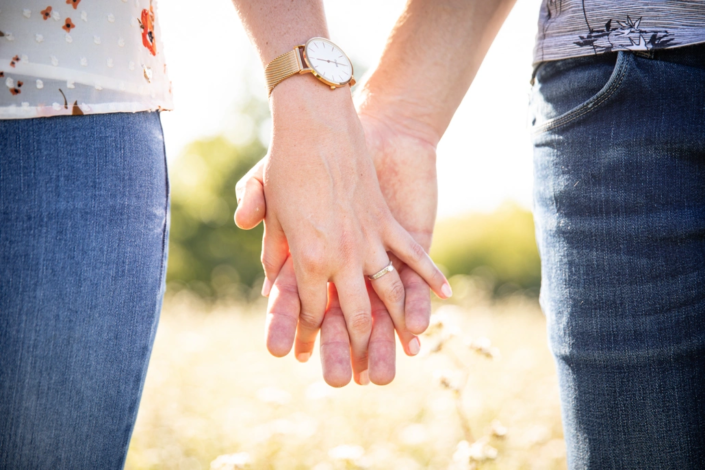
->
xmin=116 ymin=112 xmax=170 ymax=470
xmin=532 ymin=53 xmax=629 ymax=135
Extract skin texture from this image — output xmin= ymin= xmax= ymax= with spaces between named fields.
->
xmin=232 ymin=0 xmax=516 ymax=386
xmin=231 ymin=0 xmax=452 ymax=386
xmin=236 ymin=113 xmax=437 ymax=386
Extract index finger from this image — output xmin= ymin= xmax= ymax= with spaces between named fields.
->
xmin=385 ymin=222 xmax=452 ymax=301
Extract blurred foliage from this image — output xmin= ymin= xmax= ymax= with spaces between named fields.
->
xmin=431 ymin=204 xmax=541 ymax=297
xmin=167 ymin=97 xmax=540 ymax=300
xmin=166 ymin=99 xmax=270 ymax=299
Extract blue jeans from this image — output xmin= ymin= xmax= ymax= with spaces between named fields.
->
xmin=0 ymin=112 xmax=169 ymax=469
xmin=531 ymin=44 xmax=705 ymax=469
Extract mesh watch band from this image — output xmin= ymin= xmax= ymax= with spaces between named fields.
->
xmin=265 ymin=47 xmax=304 ymax=96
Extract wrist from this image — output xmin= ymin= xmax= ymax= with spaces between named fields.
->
xmin=355 ymin=76 xmax=442 ymax=148
xmin=270 ymin=73 xmax=356 ymax=125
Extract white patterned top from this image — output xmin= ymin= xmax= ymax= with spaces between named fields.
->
xmin=535 ymin=0 xmax=705 ymax=64
xmin=0 ymin=0 xmax=172 ymax=119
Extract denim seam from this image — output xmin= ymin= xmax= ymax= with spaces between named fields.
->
xmin=115 ymin=112 xmax=170 ymax=470
xmin=532 ymin=53 xmax=629 ymax=135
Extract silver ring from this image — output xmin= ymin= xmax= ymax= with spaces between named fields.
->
xmin=366 ymin=260 xmax=395 ymax=281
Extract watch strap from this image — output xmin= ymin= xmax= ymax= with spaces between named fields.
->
xmin=265 ymin=47 xmax=304 ymax=96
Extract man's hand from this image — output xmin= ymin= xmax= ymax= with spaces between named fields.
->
xmin=257 ymin=76 xmax=450 ymax=385
xmin=235 ymin=105 xmax=441 ymax=386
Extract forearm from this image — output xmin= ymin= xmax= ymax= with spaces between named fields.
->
xmin=231 ymin=0 xmax=328 ymax=65
xmin=357 ymin=0 xmax=516 ymax=145
xmin=231 ymin=0 xmax=352 ymax=108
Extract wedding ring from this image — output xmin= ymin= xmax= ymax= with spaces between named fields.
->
xmin=366 ymin=260 xmax=395 ymax=281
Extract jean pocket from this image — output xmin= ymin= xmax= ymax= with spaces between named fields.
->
xmin=531 ymin=51 xmax=630 ymax=135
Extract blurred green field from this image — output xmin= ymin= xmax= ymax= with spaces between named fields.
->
xmin=165 ymin=100 xmax=541 ymax=302
xmin=126 ymin=287 xmax=565 ymax=470
xmin=143 ymin=99 xmax=562 ymax=469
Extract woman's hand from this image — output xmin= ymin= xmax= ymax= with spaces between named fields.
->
xmin=258 ymin=75 xmax=450 ymax=385
xmin=236 ymin=91 xmax=444 ymax=386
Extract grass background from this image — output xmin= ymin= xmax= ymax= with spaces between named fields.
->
xmin=128 ymin=96 xmax=563 ymax=469
xmin=126 ymin=289 xmax=565 ymax=470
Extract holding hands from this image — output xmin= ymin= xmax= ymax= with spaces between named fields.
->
xmin=235 ymin=85 xmax=445 ymax=385
xmin=231 ymin=0 xmax=514 ymax=386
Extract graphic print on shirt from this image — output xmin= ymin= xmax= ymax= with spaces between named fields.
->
xmin=534 ymin=0 xmax=705 ymax=63
xmin=0 ymin=0 xmax=173 ymax=119
xmin=139 ymin=2 xmax=157 ymax=56
xmin=58 ymin=88 xmax=84 ymax=115
xmin=62 ymin=17 xmax=76 ymax=33
xmin=8 ymin=79 xmax=23 ymax=96
xmin=574 ymin=11 xmax=676 ymax=54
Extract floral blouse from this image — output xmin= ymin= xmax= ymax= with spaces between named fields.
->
xmin=0 ymin=0 xmax=172 ymax=119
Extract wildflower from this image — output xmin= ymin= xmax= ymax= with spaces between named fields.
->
xmin=328 ymin=444 xmax=364 ymax=462
xmin=433 ymin=369 xmax=463 ymax=392
xmin=426 ymin=306 xmax=463 ymax=336
xmin=453 ymin=438 xmax=498 ymax=464
xmin=306 ymin=381 xmax=334 ymax=400
xmin=210 ymin=452 xmax=251 ymax=470
xmin=466 ymin=337 xmax=500 ymax=359
xmin=490 ymin=419 xmax=507 ymax=438
xmin=425 ymin=312 xmax=446 ymax=336
xmin=256 ymin=386 xmax=291 ymax=405
xmin=398 ymin=423 xmax=428 ymax=445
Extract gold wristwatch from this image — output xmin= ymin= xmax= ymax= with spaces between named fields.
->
xmin=265 ymin=37 xmax=356 ymax=96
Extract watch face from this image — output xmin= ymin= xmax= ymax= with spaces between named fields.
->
xmin=304 ymin=38 xmax=353 ymax=86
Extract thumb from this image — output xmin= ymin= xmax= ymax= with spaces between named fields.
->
xmin=234 ymin=158 xmax=266 ymax=230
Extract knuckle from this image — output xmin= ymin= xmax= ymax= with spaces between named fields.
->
xmin=275 ymin=281 xmax=298 ymax=296
xmin=408 ymin=241 xmax=427 ymax=261
xmin=299 ymin=247 xmax=327 ymax=275
xmin=347 ymin=311 xmax=372 ymax=335
xmin=298 ymin=310 xmax=322 ymax=331
xmin=385 ymin=280 xmax=405 ymax=304
xmin=401 ymin=271 xmax=426 ymax=289
xmin=261 ymin=254 xmax=279 ymax=275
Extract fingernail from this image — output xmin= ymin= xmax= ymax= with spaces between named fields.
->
xmin=441 ymin=282 xmax=453 ymax=299
xmin=296 ymin=352 xmax=311 ymax=363
xmin=408 ymin=337 xmax=421 ymax=355
xmin=261 ymin=278 xmax=272 ymax=297
xmin=359 ymin=370 xmax=370 ymax=386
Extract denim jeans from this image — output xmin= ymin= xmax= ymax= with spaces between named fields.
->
xmin=0 ymin=112 xmax=169 ymax=469
xmin=531 ymin=44 xmax=705 ymax=469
